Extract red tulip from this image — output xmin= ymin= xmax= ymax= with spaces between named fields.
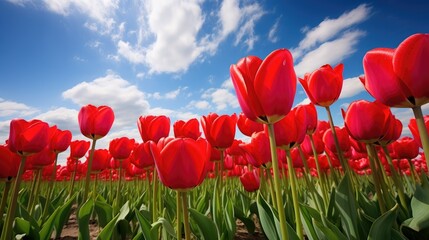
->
xmin=87 ymin=149 xmax=111 ymax=173
xmin=299 ymin=64 xmax=344 ymax=107
xmin=378 ymin=116 xmax=402 ymax=145
xmin=8 ymin=119 xmax=49 ymax=156
xmin=237 ymin=113 xmax=264 ymax=137
xmin=240 ymin=131 xmax=271 ymax=168
xmin=361 ymin=34 xmax=429 ymax=107
xmin=109 ymin=137 xmax=135 ymax=160
xmin=409 ymin=115 xmax=429 ymax=148
xmin=295 ymin=103 xmax=318 ymax=135
xmin=342 ymin=100 xmax=393 ymax=143
xmin=70 ymin=140 xmax=90 ymax=159
xmin=78 ymin=105 xmax=115 ymax=140
xmin=173 ymin=118 xmax=201 ymax=140
xmin=391 ymin=137 xmax=420 ymax=159
xmin=137 ymin=115 xmax=170 ymax=143
xmin=151 ymin=137 xmax=210 ymax=190
xmin=272 ymin=108 xmax=306 ymax=149
xmin=301 ymin=134 xmax=324 ymax=156
xmin=323 ymin=127 xmax=350 ymax=154
xmin=230 ymin=49 xmax=297 ymax=124
xmin=131 ymin=141 xmax=156 ymax=169
xmin=201 ymin=113 xmax=237 ymax=150
xmin=49 ymin=126 xmax=72 ymax=153
xmin=0 ymin=144 xmax=20 ymax=178
xmin=239 ymin=169 xmax=260 ymax=192
xmin=27 ymin=146 xmax=56 ymax=168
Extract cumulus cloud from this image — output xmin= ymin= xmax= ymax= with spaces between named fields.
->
xmin=294 ymin=30 xmax=366 ymax=77
xmin=42 ymin=0 xmax=119 ymax=33
xmin=62 ymin=71 xmax=150 ymax=128
xmin=292 ymin=4 xmax=371 ymax=59
xmin=0 ymin=98 xmax=39 ymax=117
xmin=339 ymin=76 xmax=366 ymax=99
xmin=117 ymin=40 xmax=145 ymax=64
xmin=268 ymin=17 xmax=280 ymax=43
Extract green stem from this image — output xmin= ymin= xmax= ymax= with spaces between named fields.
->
xmin=0 ymin=179 xmax=12 ymax=220
xmin=381 ymin=144 xmax=408 ymax=212
xmin=285 ymin=147 xmax=304 ymax=240
xmin=366 ymin=144 xmax=387 ymax=214
xmin=83 ymin=139 xmax=97 ymax=204
xmin=266 ymin=123 xmax=289 ymax=240
xmin=116 ymin=160 xmax=123 ymax=208
xmin=28 ymin=168 xmax=42 ymax=216
xmin=42 ymin=153 xmax=59 ymax=221
xmin=152 ymin=170 xmax=159 ymax=222
xmin=308 ymin=134 xmax=329 ymax=208
xmin=325 ymin=106 xmax=349 ymax=175
xmin=412 ymin=106 xmax=429 ymax=170
xmin=181 ymin=191 xmax=191 ymax=240
xmin=68 ymin=157 xmax=79 ymax=198
xmin=176 ymin=191 xmax=182 ymax=240
xmin=265 ymin=168 xmax=277 ymax=205
xmin=1 ymin=155 xmax=27 ymax=240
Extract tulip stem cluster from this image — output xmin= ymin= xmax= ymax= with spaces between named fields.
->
xmin=412 ymin=106 xmax=429 ymax=168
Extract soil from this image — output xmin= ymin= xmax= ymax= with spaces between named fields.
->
xmin=53 ymin=207 xmax=268 ymax=240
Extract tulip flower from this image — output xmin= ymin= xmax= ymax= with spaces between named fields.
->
xmin=295 ymin=103 xmax=318 ymax=135
xmin=230 ymin=49 xmax=297 ymax=124
xmin=70 ymin=140 xmax=90 ymax=159
xmin=138 ymin=115 xmax=170 ymax=143
xmin=239 ymin=169 xmax=260 ymax=192
xmin=152 ymin=137 xmax=210 ymax=190
xmin=323 ymin=127 xmax=350 ymax=154
xmin=78 ymin=104 xmax=115 ymax=140
xmin=78 ymin=104 xmax=114 ymax=203
xmin=49 ymin=126 xmax=72 ymax=154
xmin=240 ymin=131 xmax=271 ymax=168
xmin=87 ymin=149 xmax=111 ymax=173
xmin=391 ymin=137 xmax=420 ymax=160
xmin=237 ymin=112 xmax=264 ymax=137
xmin=131 ymin=141 xmax=156 ymax=170
xmin=201 ymin=113 xmax=237 ymax=150
xmin=173 ymin=118 xmax=201 ymax=140
xmin=409 ymin=115 xmax=429 ymax=148
xmin=0 ymin=145 xmax=20 ymax=179
xmin=299 ymin=64 xmax=344 ymax=107
xmin=272 ymin=107 xmax=306 ymax=150
xmin=109 ymin=137 xmax=135 ymax=160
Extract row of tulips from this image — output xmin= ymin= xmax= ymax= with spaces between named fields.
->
xmin=1 ymin=33 xmax=429 ymax=240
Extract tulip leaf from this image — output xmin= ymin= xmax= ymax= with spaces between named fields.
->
xmin=256 ymin=192 xmax=280 ymax=240
xmin=335 ymin=173 xmax=360 ymax=240
xmin=39 ymin=203 xmax=62 ymax=240
xmin=53 ymin=193 xmax=76 ymax=239
xmin=135 ymin=208 xmax=153 ymax=240
xmin=367 ymin=204 xmax=399 ymax=240
xmin=313 ymin=218 xmax=348 ymax=240
xmin=188 ymin=207 xmax=219 ymax=240
xmin=299 ymin=204 xmax=321 ymax=240
xmin=150 ymin=217 xmax=176 ymax=239
xmin=94 ymin=199 xmax=113 ymax=227
xmin=18 ymin=203 xmax=40 ymax=232
xmin=14 ymin=217 xmax=31 ymax=236
xmin=78 ymin=198 xmax=94 ymax=240
xmin=403 ymin=176 xmax=429 ymax=232
xmin=234 ymin=206 xmax=255 ymax=234
xmin=98 ymin=201 xmax=130 ymax=240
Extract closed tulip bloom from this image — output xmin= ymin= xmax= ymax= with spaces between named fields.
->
xmin=131 ymin=141 xmax=156 ymax=169
xmin=151 ymin=137 xmax=210 ymax=190
xmin=409 ymin=115 xmax=429 ymax=148
xmin=391 ymin=137 xmax=419 ymax=159
xmin=78 ymin=105 xmax=115 ymax=140
xmin=27 ymin=146 xmax=56 ymax=168
xmin=230 ymin=49 xmax=297 ymax=124
xmin=299 ymin=64 xmax=344 ymax=107
xmin=49 ymin=126 xmax=72 ymax=153
xmin=8 ymin=119 xmax=50 ymax=156
xmin=87 ymin=149 xmax=111 ymax=172
xmin=239 ymin=169 xmax=260 ymax=192
xmin=173 ymin=118 xmax=201 ymax=140
xmin=295 ymin=103 xmax=318 ymax=134
xmin=342 ymin=100 xmax=392 ymax=143
xmin=378 ymin=116 xmax=402 ymax=145
xmin=201 ymin=113 xmax=237 ymax=150
xmin=301 ymin=134 xmax=324 ymax=156
xmin=70 ymin=140 xmax=90 ymax=159
xmin=323 ymin=127 xmax=350 ymax=153
xmin=361 ymin=34 xmax=429 ymax=107
xmin=240 ymin=131 xmax=271 ymax=168
xmin=109 ymin=137 xmax=135 ymax=160
xmin=272 ymin=108 xmax=306 ymax=149
xmin=0 ymin=145 xmax=20 ymax=178
xmin=237 ymin=113 xmax=264 ymax=137
xmin=137 ymin=115 xmax=170 ymax=143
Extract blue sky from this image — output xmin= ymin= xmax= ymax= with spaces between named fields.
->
xmin=1 ymin=0 xmax=429 ymax=163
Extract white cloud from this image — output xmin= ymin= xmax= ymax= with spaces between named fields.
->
xmin=339 ymin=76 xmax=366 ymax=99
xmin=233 ymin=3 xmax=264 ymax=50
xmin=148 ymin=87 xmax=185 ymax=100
xmin=117 ymin=40 xmax=145 ymax=64
xmin=294 ymin=30 xmax=365 ymax=77
xmin=62 ymin=71 xmax=150 ymax=128
xmin=187 ymin=100 xmax=210 ymax=110
xmin=0 ymin=98 xmax=39 ymax=117
xmin=7 ymin=0 xmax=30 ymax=7
xmin=219 ymin=0 xmax=241 ymax=37
xmin=36 ymin=107 xmax=80 ymax=134
xmin=202 ymin=88 xmax=239 ymax=111
xmin=43 ymin=0 xmax=119 ymax=33
xmin=292 ymin=4 xmax=371 ymax=59
xmin=268 ymin=17 xmax=280 ymax=43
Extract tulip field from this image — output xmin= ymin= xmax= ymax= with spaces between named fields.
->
xmin=2 ymin=33 xmax=429 ymax=240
